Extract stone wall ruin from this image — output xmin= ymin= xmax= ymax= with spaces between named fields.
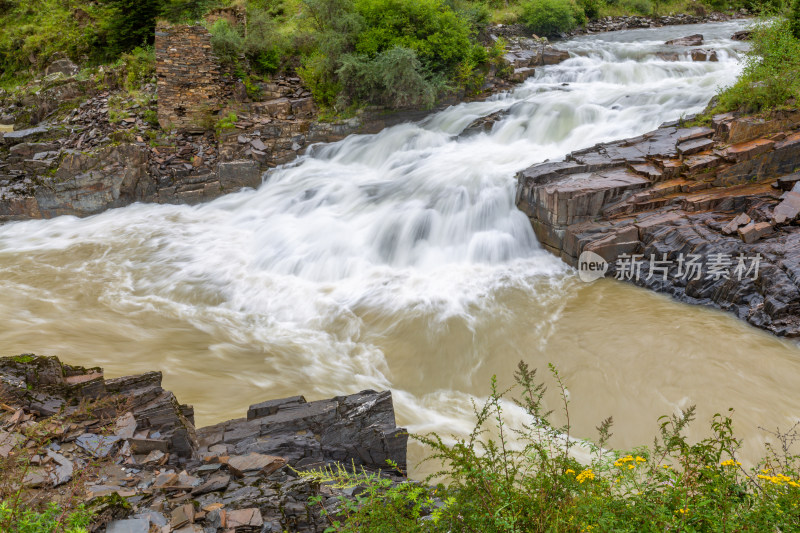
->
xmin=155 ymin=22 xmax=227 ymax=132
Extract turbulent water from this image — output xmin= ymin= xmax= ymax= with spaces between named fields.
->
xmin=2 ymin=21 xmax=798 ymax=474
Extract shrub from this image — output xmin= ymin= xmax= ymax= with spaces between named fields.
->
xmin=300 ymin=0 xmax=488 ymax=110
xmin=305 ymin=362 xmax=800 ymax=532
xmin=243 ymin=8 xmax=289 ymax=74
xmin=520 ymin=0 xmax=581 ymax=37
xmin=352 ymin=0 xmax=476 ymax=76
xmin=338 ymin=46 xmax=441 ymax=107
xmin=792 ymin=0 xmax=800 ymax=38
xmin=101 ymin=0 xmax=161 ymax=58
xmin=120 ymin=46 xmax=155 ymax=91
xmin=209 ymin=18 xmax=245 ymax=66
xmin=0 ymin=502 xmax=92 ymax=533
xmin=579 ymin=0 xmax=603 ymax=19
xmin=623 ymin=0 xmax=654 ymax=14
xmin=714 ymin=16 xmax=800 ymax=114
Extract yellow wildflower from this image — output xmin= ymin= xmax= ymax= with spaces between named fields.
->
xmin=675 ymin=508 xmax=689 ymax=515
xmin=635 ymin=456 xmax=646 ymax=463
xmin=577 ymin=469 xmax=595 ymax=483
xmin=565 ymin=469 xmax=576 ymax=475
xmin=720 ymin=459 xmax=741 ymax=467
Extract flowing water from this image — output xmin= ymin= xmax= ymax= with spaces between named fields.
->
xmin=2 ymin=21 xmax=798 ymax=474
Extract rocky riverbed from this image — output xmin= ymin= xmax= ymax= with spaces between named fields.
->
xmin=0 ymin=355 xmax=410 ymax=532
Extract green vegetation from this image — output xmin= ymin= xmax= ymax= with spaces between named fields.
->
xmin=713 ymin=13 xmax=800 ymax=114
xmin=0 ymin=0 xmax=763 ymax=113
xmin=520 ymin=0 xmax=585 ymax=37
xmin=303 ymin=362 xmax=800 ymax=532
xmin=0 ymin=502 xmax=91 ymax=533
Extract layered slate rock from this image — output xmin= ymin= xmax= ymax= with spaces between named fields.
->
xmin=197 ymin=390 xmax=408 ymax=472
xmin=0 ymin=355 xmax=197 ymax=459
xmin=515 ymin=112 xmax=800 ymax=337
xmin=0 ymin=355 xmax=410 ymax=532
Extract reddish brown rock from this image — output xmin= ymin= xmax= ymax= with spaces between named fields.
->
xmin=738 ymin=221 xmax=773 ymax=244
xmin=719 ymin=138 xmax=775 ymax=163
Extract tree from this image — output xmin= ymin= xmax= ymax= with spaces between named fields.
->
xmin=102 ymin=0 xmax=161 ymax=56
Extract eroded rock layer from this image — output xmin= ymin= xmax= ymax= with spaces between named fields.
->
xmin=515 ymin=111 xmax=800 ymax=337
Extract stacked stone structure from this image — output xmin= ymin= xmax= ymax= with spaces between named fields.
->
xmin=155 ymin=22 xmax=227 ymax=132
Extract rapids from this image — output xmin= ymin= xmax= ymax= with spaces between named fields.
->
xmin=2 ymin=20 xmax=798 ymax=474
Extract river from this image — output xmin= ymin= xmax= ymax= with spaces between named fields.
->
xmin=2 ymin=20 xmax=798 ymax=475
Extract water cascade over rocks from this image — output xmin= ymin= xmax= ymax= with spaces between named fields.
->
xmin=3 ymin=21 xmax=800 ymax=475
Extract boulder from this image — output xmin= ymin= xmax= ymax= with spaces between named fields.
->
xmin=665 ymin=34 xmax=703 ymax=46
xmin=721 ymin=212 xmax=751 ymax=235
xmin=773 ymin=191 xmax=800 ymax=225
xmin=690 ymin=49 xmax=718 ymax=62
xmin=197 ymin=390 xmax=408 ymax=472
xmin=217 ymin=160 xmax=261 ymax=192
xmin=731 ymin=30 xmax=752 ymax=41
xmin=738 ymin=221 xmax=773 ymax=244
xmin=45 ymin=59 xmax=79 ymax=77
xmin=541 ymin=48 xmax=570 ymax=65
xmin=777 ymin=172 xmax=800 ymax=191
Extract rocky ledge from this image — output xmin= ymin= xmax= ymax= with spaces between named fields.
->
xmin=0 ymin=38 xmax=571 ymax=223
xmin=0 ymin=355 xmax=409 ymax=532
xmin=515 ymin=111 xmax=800 ymax=337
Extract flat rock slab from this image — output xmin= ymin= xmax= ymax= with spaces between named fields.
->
xmin=720 ymin=138 xmax=775 ymax=163
xmin=76 ymin=433 xmax=120 ymax=458
xmin=678 ymin=126 xmax=714 ymax=143
xmin=677 ymin=137 xmax=714 ymax=156
xmin=722 ymin=212 xmax=751 ymax=235
xmin=774 ymin=191 xmax=800 ymax=224
xmin=227 ymin=453 xmax=286 ymax=477
xmin=777 ymin=172 xmax=800 ymax=191
xmin=192 ymin=472 xmax=231 ymax=495
xmin=47 ymin=449 xmax=74 ymax=486
xmin=738 ymin=221 xmax=773 ymax=244
xmin=666 ymin=34 xmax=703 ymax=46
xmin=247 ymin=396 xmax=305 ymax=420
xmin=1 ymin=126 xmax=52 ymax=144
xmin=227 ymin=508 xmax=264 ymax=529
xmin=684 ymin=153 xmax=721 ymax=173
xmin=106 ymin=519 xmax=149 ymax=533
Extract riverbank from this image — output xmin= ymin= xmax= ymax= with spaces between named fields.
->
xmin=0 ymin=354 xmax=410 ymax=532
xmin=515 ymin=108 xmax=800 ymax=337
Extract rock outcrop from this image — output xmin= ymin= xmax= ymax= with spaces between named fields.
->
xmin=0 ymin=355 xmax=409 ymax=532
xmin=515 ymin=110 xmax=800 ymax=337
xmin=0 ymin=32 xmax=570 ymax=222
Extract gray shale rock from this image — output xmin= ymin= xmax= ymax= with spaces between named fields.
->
xmin=515 ymin=113 xmax=800 ymax=337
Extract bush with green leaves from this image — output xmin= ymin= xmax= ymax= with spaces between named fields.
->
xmin=520 ymin=0 xmax=583 ymax=37
xmin=209 ymin=10 xmax=288 ymax=74
xmin=0 ymin=501 xmax=91 ymax=533
xmin=303 ymin=361 xmax=800 ymax=532
xmin=714 ymin=16 xmax=800 ymax=114
xmin=791 ymin=0 xmax=800 ymax=38
xmin=299 ymin=0 xmax=489 ymax=110
xmin=579 ymin=0 xmax=603 ymax=19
